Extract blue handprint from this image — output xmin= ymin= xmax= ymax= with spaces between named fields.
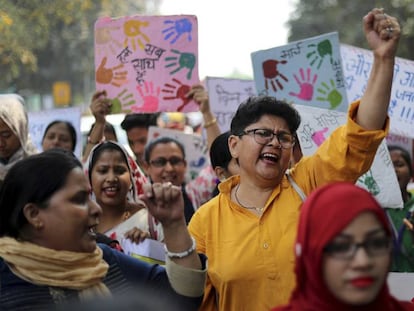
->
xmin=162 ymin=18 xmax=193 ymax=44
xmin=165 ymin=49 xmax=196 ymax=79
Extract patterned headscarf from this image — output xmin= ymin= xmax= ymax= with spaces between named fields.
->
xmin=0 ymin=94 xmax=38 ymax=181
xmin=85 ymin=140 xmax=147 ymax=201
xmin=272 ymin=182 xmax=413 ymax=311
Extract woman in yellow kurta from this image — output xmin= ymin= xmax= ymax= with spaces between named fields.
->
xmin=188 ymin=8 xmax=401 ymax=311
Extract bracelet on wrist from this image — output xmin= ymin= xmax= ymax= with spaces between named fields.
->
xmin=203 ymin=118 xmax=217 ymax=129
xmin=164 ymin=237 xmax=196 ymax=259
xmin=87 ymin=136 xmax=105 ymax=145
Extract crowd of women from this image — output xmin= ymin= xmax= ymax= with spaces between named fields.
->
xmin=0 ymin=7 xmax=414 ymax=311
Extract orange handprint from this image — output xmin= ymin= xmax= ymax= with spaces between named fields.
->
xmin=123 ymin=19 xmax=150 ymax=51
xmin=96 ymin=57 xmax=128 ymax=87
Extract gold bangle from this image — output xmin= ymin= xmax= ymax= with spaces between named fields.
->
xmin=203 ymin=118 xmax=217 ymax=128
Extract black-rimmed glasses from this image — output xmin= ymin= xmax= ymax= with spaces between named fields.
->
xmin=149 ymin=156 xmax=185 ymax=168
xmin=239 ymin=128 xmax=295 ymax=149
xmin=324 ymin=236 xmax=391 ymax=260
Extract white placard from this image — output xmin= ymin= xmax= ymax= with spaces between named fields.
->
xmin=295 ymin=104 xmax=403 ymax=208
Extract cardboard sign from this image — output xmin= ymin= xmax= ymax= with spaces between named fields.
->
xmin=95 ymin=15 xmax=199 ymax=113
xmin=251 ymin=32 xmax=348 ymax=112
xmin=295 ymin=104 xmax=403 ymax=209
xmin=147 ymin=126 xmax=208 ymax=181
xmin=28 ymin=107 xmax=82 ymax=158
xmin=341 ymin=44 xmax=414 ymax=138
xmin=205 ymin=76 xmax=256 ymax=132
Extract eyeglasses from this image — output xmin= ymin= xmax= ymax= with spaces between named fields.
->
xmin=324 ymin=236 xmax=391 ymax=260
xmin=239 ymin=128 xmax=295 ymax=149
xmin=149 ymin=156 xmax=185 ymax=168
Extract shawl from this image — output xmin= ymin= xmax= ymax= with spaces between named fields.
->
xmin=0 ymin=237 xmax=110 ymax=300
xmin=0 ymin=94 xmax=38 ymax=181
xmin=272 ymin=182 xmax=413 ymax=311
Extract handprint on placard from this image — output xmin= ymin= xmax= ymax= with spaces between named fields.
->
xmin=135 ymin=81 xmax=160 ymax=112
xmin=108 ymin=89 xmax=136 ymax=113
xmin=190 ymin=157 xmax=206 ymax=168
xmin=289 ymin=68 xmax=318 ymax=101
xmin=165 ymin=49 xmax=196 ymax=80
xmin=358 ymin=170 xmax=380 ymax=196
xmin=316 ymin=79 xmax=342 ymax=109
xmin=307 ymin=39 xmax=333 ymax=69
xmin=123 ymin=19 xmax=150 ymax=51
xmin=162 ymin=18 xmax=192 ymax=44
xmin=162 ymin=78 xmax=191 ymax=112
xmin=262 ymin=59 xmax=288 ymax=92
xmin=311 ymin=127 xmax=328 ymax=146
xmin=96 ymin=57 xmax=128 ymax=87
xmin=95 ymin=25 xmax=122 ymax=55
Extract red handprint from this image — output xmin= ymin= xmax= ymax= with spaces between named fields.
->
xmin=262 ymin=59 xmax=288 ymax=92
xmin=162 ymin=78 xmax=191 ymax=112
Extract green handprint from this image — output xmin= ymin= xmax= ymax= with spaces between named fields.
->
xmin=109 ymin=89 xmax=136 ymax=113
xmin=307 ymin=39 xmax=333 ymax=69
xmin=165 ymin=49 xmax=196 ymax=80
xmin=358 ymin=170 xmax=380 ymax=196
xmin=316 ymin=79 xmax=342 ymax=109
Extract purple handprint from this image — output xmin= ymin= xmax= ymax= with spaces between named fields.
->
xmin=311 ymin=127 xmax=329 ymax=146
xmin=162 ymin=18 xmax=192 ymax=44
xmin=289 ymin=68 xmax=318 ymax=101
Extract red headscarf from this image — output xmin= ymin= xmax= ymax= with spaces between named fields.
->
xmin=272 ymin=182 xmax=414 ymax=311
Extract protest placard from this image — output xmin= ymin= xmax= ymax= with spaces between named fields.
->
xmin=95 ymin=15 xmax=199 ymax=113
xmin=251 ymin=32 xmax=348 ymax=112
xmin=205 ymin=76 xmax=256 ymax=132
xmin=295 ymin=104 xmax=403 ymax=209
xmin=341 ymin=44 xmax=414 ymax=138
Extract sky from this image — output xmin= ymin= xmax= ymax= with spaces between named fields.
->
xmin=160 ymin=0 xmax=296 ymax=79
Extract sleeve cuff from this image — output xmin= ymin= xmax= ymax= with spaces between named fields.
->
xmin=165 ymin=254 xmax=207 ymax=297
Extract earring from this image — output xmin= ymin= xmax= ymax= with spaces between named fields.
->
xmin=35 ymin=222 xmax=43 ymax=229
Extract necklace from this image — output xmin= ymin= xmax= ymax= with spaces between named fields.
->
xmin=234 ymin=184 xmax=264 ymax=213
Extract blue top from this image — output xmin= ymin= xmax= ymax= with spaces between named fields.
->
xmin=0 ymin=244 xmax=205 ymax=310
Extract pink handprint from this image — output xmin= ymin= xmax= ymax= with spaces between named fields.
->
xmin=311 ymin=127 xmax=329 ymax=146
xmin=162 ymin=78 xmax=191 ymax=112
xmin=289 ymin=68 xmax=318 ymax=101
xmin=135 ymin=81 xmax=160 ymax=112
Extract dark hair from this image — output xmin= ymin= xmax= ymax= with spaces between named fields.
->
xmin=88 ymin=141 xmax=129 ymax=181
xmin=121 ymin=113 xmax=159 ymax=131
xmin=230 ymin=96 xmax=301 ymax=135
xmin=144 ymin=137 xmax=186 ymax=162
xmin=42 ymin=120 xmax=77 ymax=151
xmin=0 ymin=149 xmax=82 ymax=237
xmin=88 ymin=122 xmax=118 ymax=141
xmin=210 ymin=131 xmax=232 ymax=169
xmin=388 ymin=145 xmax=413 ymax=176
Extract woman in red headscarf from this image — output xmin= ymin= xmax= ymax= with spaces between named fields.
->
xmin=272 ymin=182 xmax=414 ymax=311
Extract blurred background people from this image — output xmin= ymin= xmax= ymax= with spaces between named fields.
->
xmin=41 ymin=120 xmax=77 ymax=152
xmin=0 ymin=94 xmax=38 ymax=187
xmin=386 ymin=145 xmax=414 ymax=272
